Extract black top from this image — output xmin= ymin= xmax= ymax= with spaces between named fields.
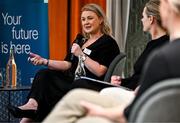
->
xmin=121 ymin=35 xmax=169 ymax=90
xmin=64 ymin=34 xmax=120 ymax=80
xmin=125 ymin=38 xmax=180 ymax=119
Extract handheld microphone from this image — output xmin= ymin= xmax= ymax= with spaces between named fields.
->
xmin=70 ymin=34 xmax=85 ymax=61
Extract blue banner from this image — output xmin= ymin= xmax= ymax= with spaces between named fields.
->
xmin=0 ymin=0 xmax=49 ymax=86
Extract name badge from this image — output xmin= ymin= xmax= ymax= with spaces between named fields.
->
xmin=83 ymin=48 xmax=91 ymax=55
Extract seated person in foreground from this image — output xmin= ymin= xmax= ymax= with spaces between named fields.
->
xmin=43 ymin=0 xmax=180 ymax=122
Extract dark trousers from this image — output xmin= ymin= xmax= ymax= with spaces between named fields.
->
xmin=27 ymin=69 xmax=105 ymax=121
xmin=28 ymin=69 xmax=74 ymax=121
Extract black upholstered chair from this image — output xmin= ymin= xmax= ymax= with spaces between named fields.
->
xmin=128 ymin=78 xmax=180 ymax=123
xmin=104 ymin=52 xmax=126 ymax=82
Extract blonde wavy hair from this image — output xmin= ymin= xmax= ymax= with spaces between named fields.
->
xmin=81 ymin=3 xmax=112 ymax=39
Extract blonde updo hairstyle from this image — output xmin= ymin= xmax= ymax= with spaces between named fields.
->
xmin=145 ymin=0 xmax=162 ymax=27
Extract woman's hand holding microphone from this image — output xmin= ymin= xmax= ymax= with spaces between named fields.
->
xmin=71 ymin=43 xmax=84 ymax=56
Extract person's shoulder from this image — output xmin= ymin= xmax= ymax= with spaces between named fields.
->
xmin=101 ymin=34 xmax=118 ymax=45
xmin=159 ymin=39 xmax=180 ymax=55
xmin=101 ymin=34 xmax=115 ymax=41
xmin=147 ymin=40 xmax=180 ymax=63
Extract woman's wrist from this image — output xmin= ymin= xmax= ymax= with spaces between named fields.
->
xmin=81 ymin=53 xmax=87 ymax=62
xmin=44 ymin=59 xmax=49 ymax=66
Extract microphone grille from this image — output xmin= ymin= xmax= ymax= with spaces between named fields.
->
xmin=76 ymin=33 xmax=84 ymax=40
